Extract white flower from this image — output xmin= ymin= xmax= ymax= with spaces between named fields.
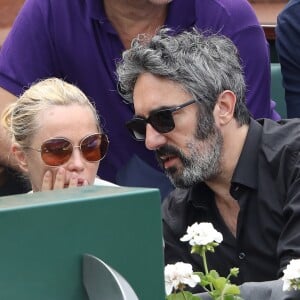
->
xmin=164 ymin=262 xmax=200 ymax=295
xmin=180 ymin=222 xmax=223 ymax=246
xmin=282 ymin=259 xmax=300 ymax=291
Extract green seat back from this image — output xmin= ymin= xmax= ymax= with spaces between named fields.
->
xmin=0 ymin=186 xmax=165 ymax=300
xmin=271 ymin=63 xmax=287 ymax=118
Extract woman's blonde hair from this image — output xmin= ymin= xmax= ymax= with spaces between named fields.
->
xmin=1 ymin=77 xmax=101 ymax=148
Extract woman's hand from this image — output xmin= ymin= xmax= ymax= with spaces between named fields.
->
xmin=41 ymin=167 xmax=88 ymax=191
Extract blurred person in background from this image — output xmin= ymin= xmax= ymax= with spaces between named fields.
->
xmin=276 ymin=0 xmax=300 ymax=118
xmin=0 ymin=0 xmax=278 ymax=196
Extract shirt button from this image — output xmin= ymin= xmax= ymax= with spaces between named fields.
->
xmin=239 ymin=252 xmax=246 ymax=260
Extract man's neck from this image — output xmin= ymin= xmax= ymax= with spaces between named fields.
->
xmin=103 ymin=0 xmax=168 ymax=49
xmin=206 ymin=123 xmax=249 ymax=196
xmin=204 ymin=123 xmax=249 ymax=236
xmin=206 ymin=171 xmax=240 ymax=238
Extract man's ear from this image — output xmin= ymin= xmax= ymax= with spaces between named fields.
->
xmin=214 ymin=90 xmax=236 ymax=125
xmin=11 ymin=143 xmax=29 ymax=173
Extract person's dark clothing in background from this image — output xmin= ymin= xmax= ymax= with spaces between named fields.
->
xmin=276 ymin=0 xmax=300 ymax=118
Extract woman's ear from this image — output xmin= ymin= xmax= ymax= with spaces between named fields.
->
xmin=214 ymin=90 xmax=236 ymax=125
xmin=11 ymin=143 xmax=29 ymax=173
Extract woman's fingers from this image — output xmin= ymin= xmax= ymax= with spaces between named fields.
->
xmin=41 ymin=168 xmax=85 ymax=191
xmin=41 ymin=170 xmax=53 ymax=191
xmin=68 ymin=172 xmax=79 ymax=188
xmin=53 ymin=167 xmax=67 ymax=190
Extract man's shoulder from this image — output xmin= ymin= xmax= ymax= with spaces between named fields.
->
xmin=194 ymin=0 xmax=256 ymax=16
xmin=259 ymin=118 xmax=300 ymax=137
xmin=278 ymin=0 xmax=300 ymax=19
xmin=162 ymin=188 xmax=190 ymax=214
xmin=7 ymin=0 xmax=89 ymax=30
xmin=21 ymin=0 xmax=82 ymax=12
xmin=192 ymin=0 xmax=259 ymax=34
xmin=258 ymin=118 xmax=300 ymax=151
xmin=162 ymin=188 xmax=191 ymax=235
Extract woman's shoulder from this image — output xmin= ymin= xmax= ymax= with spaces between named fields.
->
xmin=94 ymin=177 xmax=119 ymax=187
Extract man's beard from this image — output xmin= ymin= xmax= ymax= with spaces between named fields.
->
xmin=155 ymin=119 xmax=223 ymax=189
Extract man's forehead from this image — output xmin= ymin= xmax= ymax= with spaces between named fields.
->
xmin=133 ymin=73 xmax=190 ymax=113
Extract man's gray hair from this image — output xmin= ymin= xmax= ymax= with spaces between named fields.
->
xmin=116 ymin=28 xmax=250 ymax=125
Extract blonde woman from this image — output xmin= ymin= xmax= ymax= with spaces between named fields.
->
xmin=1 ymin=78 xmax=115 ymax=192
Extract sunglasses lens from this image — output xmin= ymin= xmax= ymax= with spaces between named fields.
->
xmin=126 ymin=110 xmax=175 ymax=141
xmin=150 ymin=110 xmax=175 ymax=133
xmin=99 ymin=134 xmax=109 ymax=160
xmin=41 ymin=139 xmax=72 ymax=166
xmin=81 ymin=134 xmax=109 ymax=162
xmin=126 ymin=118 xmax=147 ymax=141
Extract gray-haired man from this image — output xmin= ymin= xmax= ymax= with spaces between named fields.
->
xmin=116 ymin=28 xmax=300 ymax=298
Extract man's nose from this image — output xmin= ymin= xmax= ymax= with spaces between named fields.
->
xmin=145 ymin=124 xmax=167 ymax=150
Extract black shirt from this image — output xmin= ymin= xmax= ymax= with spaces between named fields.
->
xmin=0 ymin=167 xmax=31 ymax=196
xmin=163 ymin=118 xmax=300 ymax=285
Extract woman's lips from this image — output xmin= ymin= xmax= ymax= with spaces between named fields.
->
xmin=64 ymin=178 xmax=85 ymax=188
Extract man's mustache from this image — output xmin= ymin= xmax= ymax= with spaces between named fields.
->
xmin=155 ymin=145 xmax=184 ymax=162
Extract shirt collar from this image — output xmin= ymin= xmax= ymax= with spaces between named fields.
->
xmin=166 ymin=0 xmax=196 ymax=30
xmin=231 ymin=118 xmax=262 ymax=190
xmin=86 ymin=0 xmax=196 ymax=29
xmin=86 ymin=0 xmax=119 ymax=35
xmin=187 ymin=182 xmax=213 ymax=210
xmin=86 ymin=0 xmax=103 ymax=20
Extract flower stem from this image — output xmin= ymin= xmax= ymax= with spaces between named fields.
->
xmin=201 ymin=247 xmax=213 ymax=291
xmin=201 ymin=248 xmax=209 ymax=275
xmin=220 ymin=283 xmax=230 ymax=300
xmin=181 ymin=291 xmax=188 ymax=300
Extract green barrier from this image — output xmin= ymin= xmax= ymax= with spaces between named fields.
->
xmin=271 ymin=63 xmax=287 ymax=118
xmin=0 ymin=186 xmax=165 ymax=300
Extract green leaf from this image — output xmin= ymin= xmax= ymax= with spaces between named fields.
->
xmin=194 ymin=271 xmax=204 ymax=278
xmin=199 ymin=278 xmax=210 ymax=287
xmin=206 ymin=245 xmax=216 ymax=253
xmin=208 ymin=269 xmax=220 ymax=279
xmin=166 ymin=292 xmax=185 ymax=300
xmin=210 ymin=290 xmax=222 ymax=299
xmin=196 ymin=272 xmax=211 ymax=287
xmin=191 ymin=245 xmax=204 ymax=256
xmin=222 ymin=284 xmax=241 ymax=295
xmin=166 ymin=291 xmax=203 ymax=300
xmin=212 ymin=277 xmax=227 ymax=290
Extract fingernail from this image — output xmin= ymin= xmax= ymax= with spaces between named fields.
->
xmin=57 ymin=167 xmax=65 ymax=175
xmin=71 ymin=172 xmax=78 ymax=179
xmin=45 ymin=170 xmax=51 ymax=176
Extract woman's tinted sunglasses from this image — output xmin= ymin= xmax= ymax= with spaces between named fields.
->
xmin=126 ymin=99 xmax=196 ymax=141
xmin=25 ymin=133 xmax=109 ymax=166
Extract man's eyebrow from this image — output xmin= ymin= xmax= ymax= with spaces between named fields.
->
xmin=140 ymin=104 xmax=176 ymax=117
xmin=151 ymin=105 xmax=174 ymax=113
xmin=133 ymin=103 xmax=176 ymax=119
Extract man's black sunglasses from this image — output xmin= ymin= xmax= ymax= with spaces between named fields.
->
xmin=126 ymin=99 xmax=196 ymax=141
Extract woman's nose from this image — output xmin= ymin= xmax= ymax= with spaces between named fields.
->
xmin=66 ymin=147 xmax=85 ymax=171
